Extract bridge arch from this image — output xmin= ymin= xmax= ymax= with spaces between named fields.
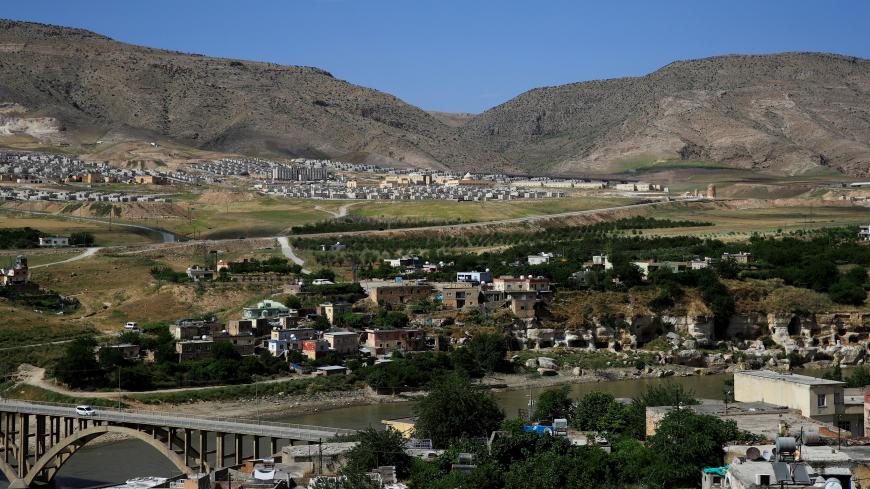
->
xmin=8 ymin=425 xmax=194 ymax=489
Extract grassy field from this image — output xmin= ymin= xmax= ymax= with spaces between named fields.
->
xmin=161 ymin=197 xmax=337 ymax=239
xmin=348 ymin=196 xmax=640 ymax=222
xmin=0 ymin=209 xmax=157 ymax=246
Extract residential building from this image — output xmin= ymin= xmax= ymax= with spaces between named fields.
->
xmin=433 ymin=282 xmax=481 ymax=310
xmin=456 ymin=270 xmax=493 ymax=284
xmin=243 ymin=299 xmax=291 ymax=319
xmin=363 ymin=280 xmax=432 ymax=306
xmin=323 ymin=331 xmax=360 ymax=354
xmin=721 ymin=252 xmax=754 ymax=265
xmin=186 ymin=266 xmax=215 ymax=282
xmin=176 ymin=339 xmax=214 ymax=361
xmin=734 ymin=370 xmax=863 ymax=433
xmin=690 ymin=257 xmax=714 ymax=270
xmin=320 ymin=302 xmax=352 ymax=325
xmin=169 ymin=319 xmax=220 ymax=340
xmin=315 ymin=365 xmax=348 ymax=376
xmin=0 ymin=256 xmax=28 ymax=287
xmin=492 ymin=275 xmax=551 ymax=293
xmin=509 ymin=293 xmax=539 ymax=319
xmin=132 ymin=175 xmax=167 ymax=185
xmin=365 ymin=328 xmax=425 ymax=355
xmin=631 ymin=259 xmax=687 ymax=279
xmin=527 ymin=252 xmax=555 ymax=265
xmin=302 ymin=339 xmax=329 ymax=360
xmin=215 ymin=333 xmax=257 ymax=356
xmin=383 ymin=256 xmax=422 ymax=268
xmin=97 ymin=343 xmax=140 ymax=360
xmin=225 ymin=319 xmax=254 ymax=336
xmin=859 ymin=225 xmax=870 ymax=241
xmin=268 ymin=327 xmax=318 ymax=356
xmin=38 ymin=236 xmax=69 ymax=247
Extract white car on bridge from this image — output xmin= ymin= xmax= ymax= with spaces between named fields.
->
xmin=75 ymin=405 xmax=95 ymax=416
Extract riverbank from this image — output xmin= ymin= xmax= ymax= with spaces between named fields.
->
xmin=127 ymin=364 xmax=715 ymax=422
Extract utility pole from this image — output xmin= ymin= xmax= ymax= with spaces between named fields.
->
xmin=117 ymin=366 xmax=121 ymax=410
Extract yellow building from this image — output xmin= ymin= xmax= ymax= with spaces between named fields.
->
xmin=734 ymin=370 xmax=863 ymax=433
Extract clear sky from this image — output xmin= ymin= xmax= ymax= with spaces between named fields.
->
xmin=3 ymin=1 xmax=869 ymax=113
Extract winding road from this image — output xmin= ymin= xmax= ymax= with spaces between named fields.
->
xmin=277 ymin=236 xmax=311 ymax=274
xmin=30 ymin=246 xmax=102 ymax=269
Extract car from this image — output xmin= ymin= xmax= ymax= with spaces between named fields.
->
xmin=75 ymin=405 xmax=95 ymax=416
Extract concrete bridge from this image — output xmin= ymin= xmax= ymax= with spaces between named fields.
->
xmin=0 ymin=399 xmax=357 ymax=488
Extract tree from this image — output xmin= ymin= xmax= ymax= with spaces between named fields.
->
xmin=454 ymin=333 xmax=509 ymax=376
xmin=646 ymin=409 xmax=745 ymax=488
xmin=345 ymin=427 xmax=412 ymax=479
xmin=533 ymin=386 xmax=574 ymax=422
xmin=847 ymin=365 xmax=870 ymax=388
xmin=54 ymin=337 xmax=105 ymax=389
xmin=572 ymin=391 xmax=620 ymax=431
xmin=311 ymin=268 xmax=336 ymax=282
xmin=414 ymin=374 xmax=504 ymax=448
xmin=69 ymin=232 xmax=95 ymax=246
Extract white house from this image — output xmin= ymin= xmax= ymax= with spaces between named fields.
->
xmin=39 ymin=236 xmax=69 ymax=247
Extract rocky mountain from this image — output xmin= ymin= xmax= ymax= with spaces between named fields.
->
xmin=0 ymin=19 xmax=509 ymax=171
xmin=0 ymin=19 xmax=868 ymax=177
xmin=461 ymin=53 xmax=870 ymax=177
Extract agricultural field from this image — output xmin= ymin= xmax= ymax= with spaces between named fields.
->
xmin=641 ymin=202 xmax=870 ymax=240
xmin=348 ymin=195 xmax=640 ymax=223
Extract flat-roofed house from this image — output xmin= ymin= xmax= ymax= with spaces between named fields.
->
xmin=734 ymin=370 xmax=863 ymax=434
xmin=323 ymin=331 xmax=360 ymax=354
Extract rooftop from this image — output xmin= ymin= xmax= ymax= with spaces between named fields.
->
xmin=735 ymin=370 xmax=845 ymax=386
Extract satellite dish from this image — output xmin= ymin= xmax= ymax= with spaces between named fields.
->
xmin=761 ymin=449 xmax=773 ymax=461
xmin=746 ymin=447 xmax=762 ymax=461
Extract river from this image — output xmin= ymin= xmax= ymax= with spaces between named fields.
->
xmin=0 ymin=374 xmax=730 ymax=489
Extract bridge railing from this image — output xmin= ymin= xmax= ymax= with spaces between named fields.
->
xmin=0 ymin=398 xmax=358 ymax=436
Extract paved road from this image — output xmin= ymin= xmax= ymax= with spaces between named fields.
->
xmin=277 ymin=236 xmax=311 ymax=274
xmin=0 ymin=399 xmax=355 ymax=441
xmin=31 ymin=247 xmax=102 ymax=269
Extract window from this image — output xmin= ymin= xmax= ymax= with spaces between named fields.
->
xmin=817 ymin=393 xmax=827 ymax=408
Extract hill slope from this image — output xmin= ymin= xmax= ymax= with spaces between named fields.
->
xmin=0 ymin=20 xmax=509 ymax=171
xmin=0 ymin=20 xmax=868 ymax=177
xmin=461 ymin=53 xmax=870 ymax=177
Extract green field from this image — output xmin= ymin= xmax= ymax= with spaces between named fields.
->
xmin=349 ymin=196 xmax=639 ymax=222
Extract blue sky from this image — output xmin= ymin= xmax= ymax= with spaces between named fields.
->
xmin=3 ymin=1 xmax=869 ymax=113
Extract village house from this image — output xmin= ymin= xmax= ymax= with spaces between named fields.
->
xmin=215 ymin=332 xmax=257 ymax=356
xmin=186 ymin=265 xmax=215 ymax=282
xmin=722 ymin=251 xmax=754 ymax=264
xmin=364 ymin=328 xmax=425 ymax=355
xmin=319 ymin=302 xmax=352 ymax=325
xmin=431 ymin=282 xmax=481 ymax=310
xmin=97 ymin=343 xmax=141 ymax=361
xmin=859 ymin=224 xmax=870 ymax=241
xmin=302 ymin=339 xmax=330 ymax=360
xmin=456 ymin=270 xmax=493 ymax=284
xmin=361 ymin=279 xmax=433 ymax=306
xmin=734 ymin=370 xmax=864 ymax=434
xmin=268 ymin=327 xmax=318 ymax=356
xmin=0 ymin=256 xmax=28 ymax=287
xmin=38 ymin=236 xmax=69 ymax=247
xmin=323 ymin=331 xmax=360 ymax=354
xmin=527 ymin=252 xmax=555 ymax=265
xmin=175 ymin=338 xmax=214 ymax=361
xmin=242 ymin=299 xmax=291 ymax=319
xmin=492 ymin=275 xmax=551 ymax=293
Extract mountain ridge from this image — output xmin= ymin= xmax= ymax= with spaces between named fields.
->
xmin=0 ymin=19 xmax=868 ymax=177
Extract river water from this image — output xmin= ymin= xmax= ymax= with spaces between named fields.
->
xmin=0 ymin=374 xmax=730 ymax=489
